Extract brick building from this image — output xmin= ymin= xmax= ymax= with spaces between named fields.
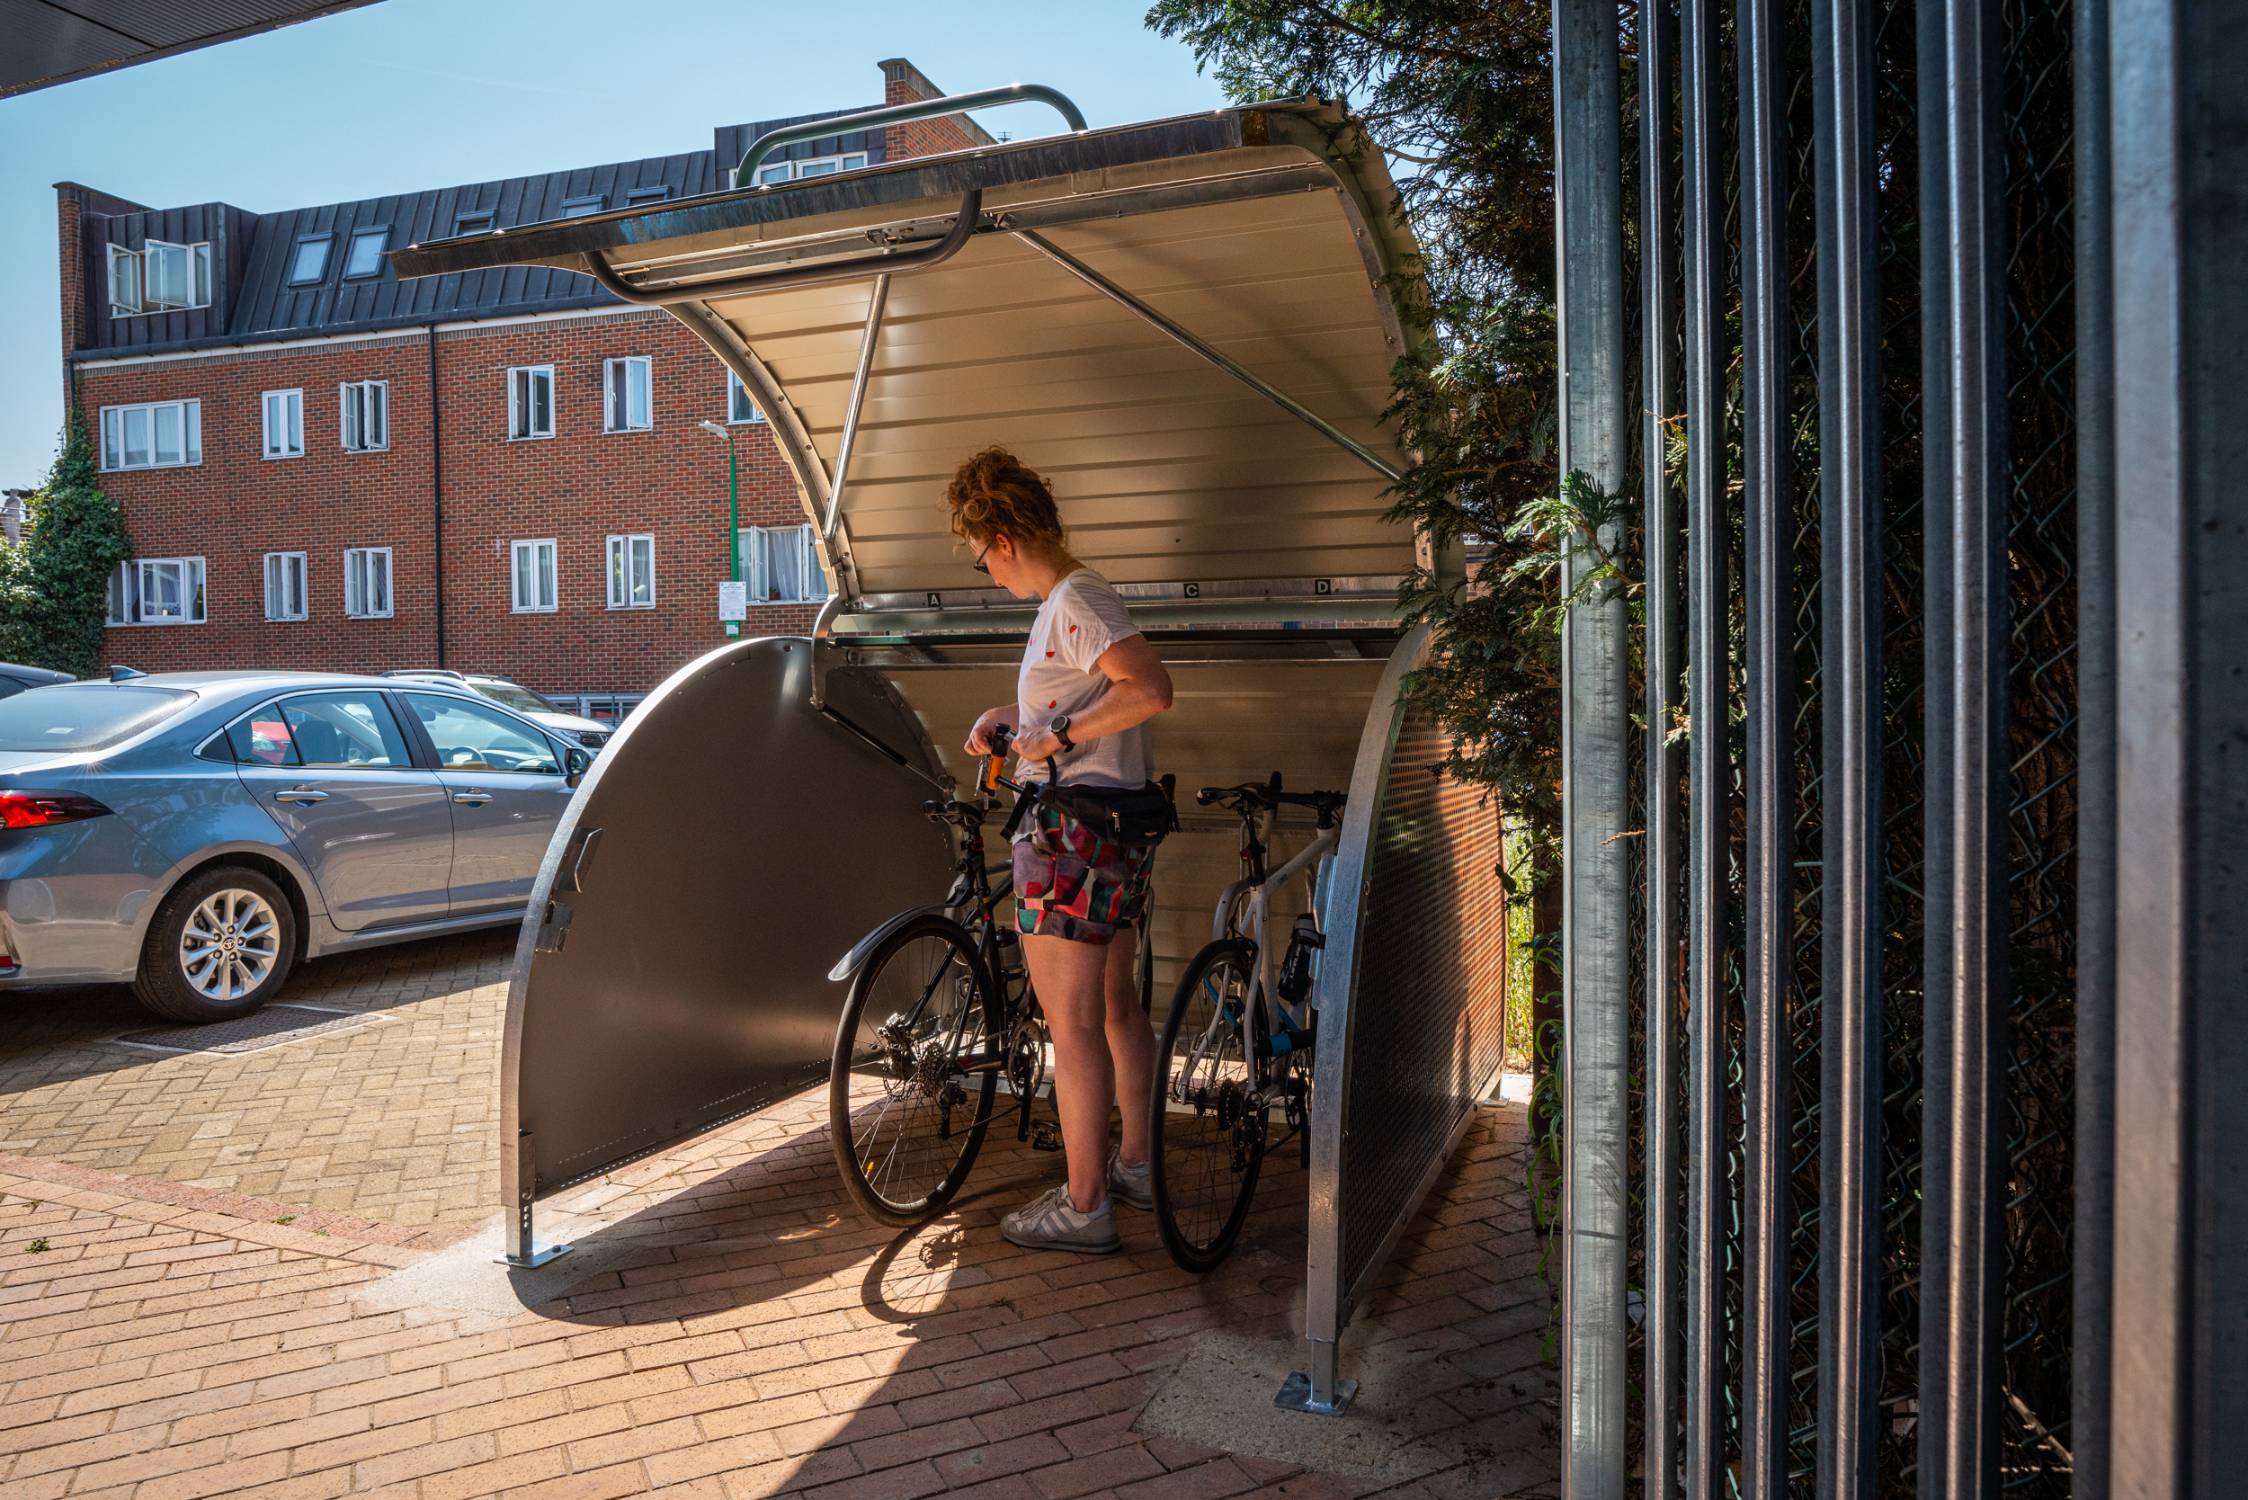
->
xmin=54 ymin=58 xmax=989 ymax=705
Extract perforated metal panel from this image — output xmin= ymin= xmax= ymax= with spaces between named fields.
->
xmin=1335 ymin=705 xmax=1511 ymax=1300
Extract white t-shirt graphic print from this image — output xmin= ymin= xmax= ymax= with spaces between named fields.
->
xmin=1014 ymin=568 xmax=1152 ymax=800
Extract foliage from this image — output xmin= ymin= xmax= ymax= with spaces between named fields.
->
xmin=0 ymin=423 xmax=133 ymax=674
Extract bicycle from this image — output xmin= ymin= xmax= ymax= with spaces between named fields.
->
xmin=827 ymin=725 xmax=1161 ymax=1226
xmin=1150 ymin=773 xmax=1346 ymax=1272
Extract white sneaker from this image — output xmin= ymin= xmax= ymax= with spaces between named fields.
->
xmin=1108 ymin=1150 xmax=1154 ymax=1211
xmin=1001 ymin=1183 xmax=1121 ymax=1254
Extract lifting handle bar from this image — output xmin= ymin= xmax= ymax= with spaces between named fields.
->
xmin=580 ymin=192 xmax=982 ymax=306
xmin=735 ymin=83 xmax=1089 ymax=186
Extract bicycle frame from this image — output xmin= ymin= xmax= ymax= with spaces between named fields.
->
xmin=1208 ymin=807 xmax=1340 ymax=1082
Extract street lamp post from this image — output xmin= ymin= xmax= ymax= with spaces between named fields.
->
xmin=699 ymin=420 xmax=740 ymax=638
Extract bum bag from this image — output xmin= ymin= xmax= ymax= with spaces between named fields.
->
xmin=1006 ymin=765 xmax=1179 ymax=847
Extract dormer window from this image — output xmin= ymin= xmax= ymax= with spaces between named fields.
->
xmin=623 ymin=185 xmax=670 ymax=207
xmin=344 ymin=228 xmax=389 ymax=279
xmin=745 ymin=152 xmax=869 ymax=188
xmin=455 ymin=209 xmax=495 ymax=235
xmin=288 ymin=235 xmax=331 ymax=286
xmin=108 ymin=240 xmax=210 ymax=315
xmin=559 ymin=194 xmax=604 ymax=218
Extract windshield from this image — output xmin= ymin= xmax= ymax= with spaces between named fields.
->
xmin=0 ymin=684 xmax=194 ymax=752
xmin=472 ymin=679 xmax=559 ymax=714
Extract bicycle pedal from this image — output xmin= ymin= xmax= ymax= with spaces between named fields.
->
xmin=1029 ymin=1122 xmax=1064 ymax=1152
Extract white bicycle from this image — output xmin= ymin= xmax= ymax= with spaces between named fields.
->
xmin=1150 ymin=773 xmax=1345 ymax=1272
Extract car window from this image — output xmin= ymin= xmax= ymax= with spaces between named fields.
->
xmin=0 ymin=684 xmax=193 ymax=751
xmin=0 ymin=677 xmax=24 ymax=701
xmin=405 ymin=693 xmax=560 ymax=775
xmin=278 ymin=692 xmax=412 ymax=769
xmin=472 ymin=679 xmax=558 ymax=715
xmin=225 ymin=702 xmax=303 ymax=766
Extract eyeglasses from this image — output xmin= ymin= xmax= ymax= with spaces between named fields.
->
xmin=971 ymin=538 xmax=996 ymax=574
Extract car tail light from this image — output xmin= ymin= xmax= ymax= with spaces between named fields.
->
xmin=0 ymin=791 xmax=114 ymax=831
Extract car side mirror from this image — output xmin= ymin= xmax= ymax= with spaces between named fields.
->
xmin=563 ymin=746 xmax=593 ymax=787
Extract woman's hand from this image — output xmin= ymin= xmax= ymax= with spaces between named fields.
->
xmin=964 ymin=705 xmax=1019 ymax=755
xmin=1012 ymin=727 xmax=1063 ymax=763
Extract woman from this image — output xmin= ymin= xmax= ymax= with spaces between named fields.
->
xmin=950 ymin=446 xmax=1175 ymax=1254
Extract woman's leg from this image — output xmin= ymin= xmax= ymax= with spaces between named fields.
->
xmin=1105 ymin=929 xmax=1154 ymax=1167
xmin=1024 ymin=932 xmax=1114 ymax=1212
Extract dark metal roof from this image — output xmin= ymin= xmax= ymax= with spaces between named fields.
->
xmin=72 ymin=107 xmax=885 ymax=360
xmin=2 ymin=0 xmax=385 ymax=99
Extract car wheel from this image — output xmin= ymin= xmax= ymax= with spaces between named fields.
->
xmin=132 ymin=867 xmax=299 ymax=1024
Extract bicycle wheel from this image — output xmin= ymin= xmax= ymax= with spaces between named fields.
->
xmin=1150 ymin=938 xmax=1266 ymax=1272
xmin=830 ymin=913 xmax=1003 ymax=1226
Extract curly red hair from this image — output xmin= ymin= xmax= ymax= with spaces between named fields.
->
xmin=945 ymin=446 xmax=1065 ymax=550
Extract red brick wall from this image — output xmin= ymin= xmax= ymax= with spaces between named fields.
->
xmin=881 ymin=58 xmax=995 ymax=161
xmin=78 ymin=312 xmax=821 ymax=696
xmin=56 ymin=191 xmax=83 ymax=375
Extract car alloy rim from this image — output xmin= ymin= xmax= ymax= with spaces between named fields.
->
xmin=179 ymin=889 xmax=281 ymax=1001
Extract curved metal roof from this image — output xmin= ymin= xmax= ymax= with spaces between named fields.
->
xmin=394 ymin=100 xmax=1434 ymax=630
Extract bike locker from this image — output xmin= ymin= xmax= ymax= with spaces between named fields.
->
xmin=396 ymin=94 xmax=1509 ymax=1403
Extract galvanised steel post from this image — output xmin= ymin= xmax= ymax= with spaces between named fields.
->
xmin=1915 ymin=0 xmax=2009 ymax=1491
xmin=1734 ymin=0 xmax=1794 ymax=1482
xmin=2107 ymin=0 xmax=2248 ymax=1488
xmin=2070 ymin=0 xmax=2114 ymax=1488
xmin=1636 ymin=0 xmax=1686 ymax=1492
xmin=1679 ymin=0 xmax=1733 ymax=1490
xmin=1552 ymin=0 xmax=1631 ymax=1490
xmin=1809 ymin=0 xmax=1884 ymax=1492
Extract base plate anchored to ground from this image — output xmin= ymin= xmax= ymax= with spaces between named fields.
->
xmin=494 ymin=1242 xmax=573 ymax=1270
xmin=1275 ymin=1371 xmax=1359 ymax=1416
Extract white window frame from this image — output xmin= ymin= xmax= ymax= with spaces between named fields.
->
xmin=343 ymin=547 xmax=394 ymax=620
xmin=98 ymin=400 xmax=202 ymax=472
xmin=262 ymin=551 xmax=308 ymax=621
xmin=737 ymin=524 xmax=829 ymax=605
xmin=606 ymin=533 xmax=656 ymax=610
xmin=510 ymin=539 xmax=559 ymax=613
xmin=261 ymin=389 xmax=304 ymax=460
xmin=508 ymin=365 xmax=555 ymax=440
xmin=106 ymin=557 xmax=207 ymax=626
xmin=107 ymin=244 xmax=142 ymax=316
xmin=340 ymin=379 xmax=389 ymax=453
xmin=144 ymin=240 xmax=209 ymax=310
xmin=741 ymin=151 xmax=869 ymax=188
xmin=604 ymin=356 xmax=652 ymax=433
xmin=725 ymin=370 xmax=766 ymax=425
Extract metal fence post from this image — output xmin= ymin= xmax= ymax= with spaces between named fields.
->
xmin=1734 ymin=0 xmax=1795 ymax=1483
xmin=1915 ymin=0 xmax=2010 ymax=1492
xmin=1678 ymin=0 xmax=1733 ymax=1490
xmin=1809 ymin=0 xmax=1884 ymax=1494
xmin=1553 ymin=0 xmax=1631 ymax=1492
xmin=2106 ymin=0 xmax=2248 ymax=1488
xmin=1637 ymin=0 xmax=1686 ymax=1492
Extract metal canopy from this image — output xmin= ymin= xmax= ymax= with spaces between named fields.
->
xmin=392 ymin=101 xmax=1429 ymax=622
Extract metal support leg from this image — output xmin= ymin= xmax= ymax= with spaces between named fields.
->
xmin=1277 ymin=1337 xmax=1359 ymax=1416
xmin=497 ymin=1130 xmax=572 ymax=1269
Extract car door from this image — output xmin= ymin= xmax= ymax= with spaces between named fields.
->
xmin=399 ymin=691 xmax=572 ymax=913
xmin=228 ymin=691 xmax=454 ymax=930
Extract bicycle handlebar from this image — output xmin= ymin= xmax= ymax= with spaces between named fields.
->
xmin=1194 ymin=773 xmax=1346 ymax=826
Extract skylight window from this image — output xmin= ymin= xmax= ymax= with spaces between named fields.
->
xmin=344 ymin=227 xmax=389 ymax=279
xmin=623 ymin=185 xmax=670 ymax=206
xmin=455 ymin=209 xmax=495 ymax=235
xmin=559 ymin=194 xmax=604 ymax=218
xmin=288 ymin=235 xmax=331 ymax=286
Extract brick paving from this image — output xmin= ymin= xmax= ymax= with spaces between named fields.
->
xmin=0 ymin=940 xmax=1558 ymax=1498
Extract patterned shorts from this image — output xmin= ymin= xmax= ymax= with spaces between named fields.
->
xmin=1012 ymin=801 xmax=1158 ymax=945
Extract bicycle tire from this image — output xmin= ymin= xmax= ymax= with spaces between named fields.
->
xmin=830 ymin=913 xmax=1003 ymax=1226
xmin=1150 ymin=938 xmax=1266 ymax=1272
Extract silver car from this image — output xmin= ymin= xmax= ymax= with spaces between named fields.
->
xmin=0 ymin=671 xmax=590 ymax=1022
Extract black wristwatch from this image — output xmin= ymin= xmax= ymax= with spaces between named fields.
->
xmin=1049 ymin=714 xmax=1075 ymax=751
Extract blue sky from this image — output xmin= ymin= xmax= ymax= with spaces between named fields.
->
xmin=0 ymin=0 xmax=1228 ymax=488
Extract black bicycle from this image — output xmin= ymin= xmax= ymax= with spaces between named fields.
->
xmin=1151 ymin=774 xmax=1345 ymax=1271
xmin=827 ymin=726 xmax=1160 ymax=1226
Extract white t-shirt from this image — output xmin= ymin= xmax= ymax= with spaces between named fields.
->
xmin=1015 ymin=568 xmax=1152 ymax=795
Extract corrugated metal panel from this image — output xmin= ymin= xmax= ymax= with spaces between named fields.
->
xmin=3 ymin=0 xmax=383 ymax=99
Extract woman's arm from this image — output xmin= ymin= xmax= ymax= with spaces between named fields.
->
xmin=1012 ymin=635 xmax=1172 ymax=761
xmin=964 ymin=703 xmax=1020 ymax=755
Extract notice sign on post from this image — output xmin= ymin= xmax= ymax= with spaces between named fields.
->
xmin=717 ymin=580 xmax=748 ymax=621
